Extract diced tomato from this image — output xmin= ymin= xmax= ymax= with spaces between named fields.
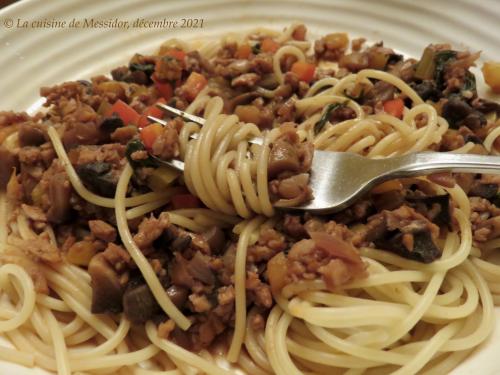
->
xmin=152 ymin=75 xmax=174 ymax=101
xmin=140 ymin=123 xmax=163 ymax=149
xmin=290 ymin=61 xmax=316 ymax=83
xmin=383 ymin=98 xmax=405 ymax=118
xmin=261 ymin=38 xmax=280 ymax=53
xmin=171 ymin=193 xmax=201 ymax=209
xmin=236 ymin=44 xmax=252 ymax=59
xmin=137 ymin=116 xmax=149 ymax=129
xmin=108 ymin=99 xmax=140 ymax=125
xmin=148 ymin=97 xmax=167 ymax=118
xmin=138 ymin=98 xmax=167 ymax=128
xmin=163 ymin=48 xmax=186 ymax=61
xmin=183 ymin=72 xmax=208 ymax=102
xmin=156 ymin=81 xmax=173 ymax=100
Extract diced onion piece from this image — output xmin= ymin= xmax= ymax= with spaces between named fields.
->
xmin=66 ymin=241 xmax=97 ymax=266
xmin=235 ymin=105 xmax=261 ymax=124
xmin=267 ymin=252 xmax=288 ymax=294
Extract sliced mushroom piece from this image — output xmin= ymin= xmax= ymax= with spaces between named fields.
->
xmin=18 ymin=124 xmax=46 ymax=147
xmin=99 ymin=114 xmax=124 ymax=133
xmin=469 ymin=182 xmax=498 ymax=200
xmin=372 ymin=190 xmax=405 ymax=211
xmin=406 ymin=194 xmax=451 ymax=228
xmin=339 ymin=52 xmax=370 ymax=72
xmin=47 ymin=171 xmax=72 ymax=224
xmin=472 ymin=98 xmax=500 ymax=115
xmin=76 ymin=162 xmax=117 ymax=198
xmin=123 ymin=283 xmax=161 ymax=324
xmin=202 ymin=226 xmax=226 ymax=255
xmin=363 ymin=81 xmax=395 ymax=105
xmin=170 ymin=253 xmax=196 ymax=288
xmin=375 ymin=229 xmax=441 ymax=264
xmin=442 ymin=97 xmax=486 ymax=130
xmin=170 ymin=235 xmax=192 ymax=252
xmin=153 ymin=226 xmax=177 ymax=249
xmin=166 ymin=285 xmax=189 ymax=309
xmin=268 ymin=139 xmax=301 ymax=178
xmin=0 ymin=146 xmax=19 ymax=189
xmin=188 ymin=251 xmax=215 ymax=285
xmin=276 ymin=173 xmax=310 ymax=200
xmin=89 ymin=253 xmax=124 ymax=314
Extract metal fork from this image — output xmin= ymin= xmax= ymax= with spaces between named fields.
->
xmin=148 ymin=103 xmax=500 ymax=214
xmin=148 ymin=104 xmax=263 ymax=145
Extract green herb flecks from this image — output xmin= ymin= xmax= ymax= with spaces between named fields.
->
xmin=343 ymin=88 xmax=365 ymax=101
xmin=314 ymin=102 xmax=347 ymax=135
xmin=251 ymin=43 xmax=261 ymax=55
xmin=125 ymin=139 xmax=158 ymax=170
xmin=434 ymin=50 xmax=457 ymax=88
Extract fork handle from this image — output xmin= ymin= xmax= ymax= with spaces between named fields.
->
xmin=379 ymin=152 xmax=500 ymax=179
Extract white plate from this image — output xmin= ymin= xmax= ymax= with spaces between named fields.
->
xmin=1 ymin=0 xmax=500 ymax=373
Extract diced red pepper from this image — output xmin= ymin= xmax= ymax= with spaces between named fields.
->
xmin=163 ymin=48 xmax=186 ymax=61
xmin=171 ymin=193 xmax=201 ymax=209
xmin=261 ymin=38 xmax=280 ymax=53
xmin=138 ymin=98 xmax=167 ymax=128
xmin=108 ymin=99 xmax=140 ymax=126
xmin=152 ymin=74 xmax=174 ymax=101
xmin=137 ymin=116 xmax=149 ymax=129
xmin=156 ymin=81 xmax=173 ymax=100
xmin=183 ymin=72 xmax=208 ymax=102
xmin=140 ymin=123 xmax=164 ymax=149
xmin=236 ymin=44 xmax=252 ymax=59
xmin=383 ymin=98 xmax=405 ymax=118
xmin=290 ymin=61 xmax=316 ymax=83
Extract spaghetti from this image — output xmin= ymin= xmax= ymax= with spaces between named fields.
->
xmin=0 ymin=22 xmax=499 ymax=375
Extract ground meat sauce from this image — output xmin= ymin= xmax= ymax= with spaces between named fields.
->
xmin=1 ymin=24 xmax=499 ymax=355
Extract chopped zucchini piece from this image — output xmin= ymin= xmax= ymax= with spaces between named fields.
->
xmin=148 ymin=166 xmax=181 ymax=191
xmin=414 ymin=46 xmax=436 ymax=80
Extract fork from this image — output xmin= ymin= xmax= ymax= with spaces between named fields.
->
xmin=147 ymin=103 xmax=500 ymax=214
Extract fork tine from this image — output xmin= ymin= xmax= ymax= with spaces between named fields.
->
xmin=147 ymin=115 xmax=201 ymax=141
xmin=156 ymin=102 xmax=206 ymax=125
xmin=148 ymin=111 xmax=263 ymax=146
xmin=147 ymin=115 xmax=167 ymax=126
xmin=149 ymin=154 xmax=185 ymax=171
